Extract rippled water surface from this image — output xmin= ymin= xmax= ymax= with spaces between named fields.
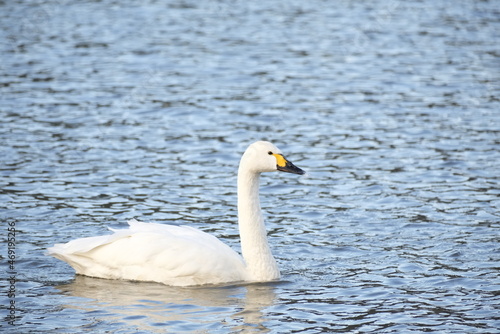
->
xmin=1 ymin=0 xmax=499 ymax=332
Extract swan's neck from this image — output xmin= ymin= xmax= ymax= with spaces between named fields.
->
xmin=237 ymin=168 xmax=280 ymax=281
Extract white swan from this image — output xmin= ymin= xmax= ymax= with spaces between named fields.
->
xmin=48 ymin=141 xmax=304 ymax=286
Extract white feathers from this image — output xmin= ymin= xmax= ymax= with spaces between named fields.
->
xmin=49 ymin=219 xmax=247 ymax=286
xmin=48 ymin=141 xmax=303 ymax=286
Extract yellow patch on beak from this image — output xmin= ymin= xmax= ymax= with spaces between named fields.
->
xmin=273 ymin=154 xmax=287 ymax=168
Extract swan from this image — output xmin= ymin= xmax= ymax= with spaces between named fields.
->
xmin=48 ymin=141 xmax=304 ymax=286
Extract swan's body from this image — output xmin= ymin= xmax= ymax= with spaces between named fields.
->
xmin=48 ymin=141 xmax=304 ymax=286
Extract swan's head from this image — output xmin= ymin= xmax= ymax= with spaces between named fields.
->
xmin=241 ymin=141 xmax=305 ymax=175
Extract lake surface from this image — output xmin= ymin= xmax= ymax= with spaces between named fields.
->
xmin=1 ymin=0 xmax=499 ymax=332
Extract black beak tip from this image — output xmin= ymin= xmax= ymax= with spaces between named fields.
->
xmin=277 ymin=162 xmax=305 ymax=175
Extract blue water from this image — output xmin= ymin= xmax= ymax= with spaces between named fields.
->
xmin=1 ymin=0 xmax=499 ymax=332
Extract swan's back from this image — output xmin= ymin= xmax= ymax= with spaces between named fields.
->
xmin=48 ymin=219 xmax=248 ymax=286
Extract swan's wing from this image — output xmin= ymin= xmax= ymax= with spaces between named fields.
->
xmin=48 ymin=219 xmax=247 ymax=286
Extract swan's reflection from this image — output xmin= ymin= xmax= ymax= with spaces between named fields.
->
xmin=56 ymin=276 xmax=277 ymax=332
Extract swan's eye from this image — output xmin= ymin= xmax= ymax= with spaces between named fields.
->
xmin=268 ymin=151 xmax=273 ymax=155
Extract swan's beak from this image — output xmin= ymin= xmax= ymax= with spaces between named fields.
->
xmin=274 ymin=154 xmax=305 ymax=175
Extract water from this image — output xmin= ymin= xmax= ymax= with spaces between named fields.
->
xmin=1 ymin=0 xmax=499 ymax=332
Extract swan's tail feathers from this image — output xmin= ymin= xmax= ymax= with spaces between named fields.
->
xmin=48 ymin=220 xmax=142 ymax=259
xmin=48 ymin=233 xmax=119 ymax=255
xmin=47 ymin=232 xmax=132 ymax=276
